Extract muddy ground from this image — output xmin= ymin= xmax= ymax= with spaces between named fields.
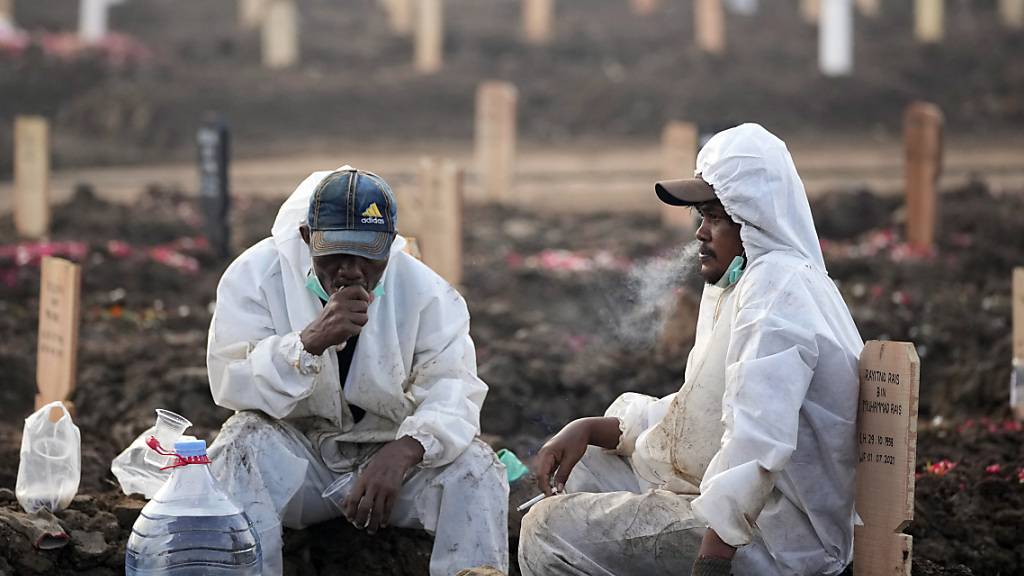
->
xmin=0 ymin=177 xmax=1020 ymax=574
xmin=2 ymin=0 xmax=1023 ymax=175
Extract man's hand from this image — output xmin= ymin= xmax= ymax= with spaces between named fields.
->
xmin=343 ymin=436 xmax=424 ymax=534
xmin=532 ymin=417 xmax=621 ymax=496
xmin=300 ymin=285 xmax=371 ymax=356
xmin=692 ymin=529 xmax=735 ymax=575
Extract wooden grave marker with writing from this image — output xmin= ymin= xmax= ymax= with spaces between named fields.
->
xmin=854 ymin=340 xmax=920 ymax=576
xmin=35 ymin=257 xmax=82 ymax=413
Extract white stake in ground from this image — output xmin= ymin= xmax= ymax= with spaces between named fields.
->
xmin=14 ymin=116 xmax=50 ymax=239
xmin=262 ymin=0 xmax=299 ymax=69
xmin=915 ymin=0 xmax=944 ymax=43
xmin=819 ymin=0 xmax=853 ymax=77
xmin=415 ymin=0 xmax=442 ymax=74
xmin=79 ymin=0 xmax=124 ymax=43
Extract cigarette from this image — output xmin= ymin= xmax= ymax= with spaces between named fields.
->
xmin=517 ymin=488 xmax=560 ymax=513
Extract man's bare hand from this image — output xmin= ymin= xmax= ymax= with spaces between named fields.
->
xmin=300 ymin=285 xmax=371 ymax=355
xmin=532 ymin=417 xmax=621 ymax=496
xmin=343 ymin=436 xmax=424 ymax=534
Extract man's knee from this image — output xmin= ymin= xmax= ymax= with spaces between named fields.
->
xmin=444 ymin=440 xmax=509 ymax=495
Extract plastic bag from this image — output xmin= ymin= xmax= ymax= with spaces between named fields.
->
xmin=16 ymin=401 xmax=81 ymax=514
xmin=111 ymin=426 xmax=199 ymax=499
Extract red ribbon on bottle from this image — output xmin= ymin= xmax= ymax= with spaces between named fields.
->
xmin=146 ymin=436 xmax=210 ymax=470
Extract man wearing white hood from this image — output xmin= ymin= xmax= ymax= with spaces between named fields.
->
xmin=519 ymin=124 xmax=863 ymax=576
xmin=205 ymin=166 xmax=508 ymax=575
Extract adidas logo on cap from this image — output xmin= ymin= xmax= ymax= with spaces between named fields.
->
xmin=361 ymin=203 xmax=386 ymax=225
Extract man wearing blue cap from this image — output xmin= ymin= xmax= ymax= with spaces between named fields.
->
xmin=205 ymin=166 xmax=508 ymax=575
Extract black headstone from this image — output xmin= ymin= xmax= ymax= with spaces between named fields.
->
xmin=197 ymin=116 xmax=231 ymax=259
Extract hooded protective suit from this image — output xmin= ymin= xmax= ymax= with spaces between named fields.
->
xmin=519 ymin=124 xmax=862 ymax=576
xmin=204 ymin=168 xmax=508 ymax=575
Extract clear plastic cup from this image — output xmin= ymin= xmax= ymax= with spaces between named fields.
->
xmin=145 ymin=409 xmax=192 ymax=468
xmin=321 ymin=472 xmax=355 ymax=514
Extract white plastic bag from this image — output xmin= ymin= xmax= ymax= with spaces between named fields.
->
xmin=111 ymin=427 xmax=197 ymax=499
xmin=16 ymin=401 xmax=81 ymax=514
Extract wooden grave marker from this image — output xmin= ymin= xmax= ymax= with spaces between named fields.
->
xmin=1012 ymin=268 xmax=1024 ymax=421
xmin=820 ymin=0 xmax=853 ymax=77
xmin=801 ymin=0 xmax=820 ymax=24
xmin=903 ymin=102 xmax=944 ymax=251
xmin=695 ymin=0 xmax=725 ymax=55
xmin=0 ymin=0 xmax=13 ymax=22
xmin=475 ymin=81 xmax=518 ymax=203
xmin=35 ymin=257 xmax=82 ymax=413
xmin=631 ymin=0 xmax=660 ymax=16
xmin=417 ymin=158 xmax=464 ymax=286
xmin=14 ymin=116 xmax=50 ymax=239
xmin=854 ymin=340 xmax=920 ymax=576
xmin=415 ymin=0 xmax=442 ymax=74
xmin=523 ymin=0 xmax=554 ymax=46
xmin=239 ymin=0 xmax=268 ymax=29
xmin=262 ymin=0 xmax=299 ymax=69
xmin=1001 ymin=0 xmax=1024 ymax=29
xmin=915 ymin=0 xmax=944 ymax=43
xmin=660 ymin=122 xmax=698 ymax=233
xmin=383 ymin=0 xmax=413 ymax=35
xmin=856 ymin=0 xmax=880 ymax=17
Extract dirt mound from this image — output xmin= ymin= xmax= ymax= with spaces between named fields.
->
xmin=0 ymin=181 xmax=1020 ymax=574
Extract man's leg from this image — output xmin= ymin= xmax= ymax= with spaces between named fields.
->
xmin=518 ymin=446 xmax=703 ymax=576
xmin=518 ymin=490 xmax=705 ymax=576
xmin=208 ymin=411 xmax=338 ymax=576
xmin=387 ymin=439 xmax=510 ymax=576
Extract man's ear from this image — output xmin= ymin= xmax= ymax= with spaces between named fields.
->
xmin=299 ymin=224 xmax=311 ymax=246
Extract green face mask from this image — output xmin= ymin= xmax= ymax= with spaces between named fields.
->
xmin=305 ymin=269 xmax=385 ymax=303
xmin=716 ymin=255 xmax=745 ymax=288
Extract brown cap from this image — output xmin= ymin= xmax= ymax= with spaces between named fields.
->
xmin=654 ymin=177 xmax=716 ymax=206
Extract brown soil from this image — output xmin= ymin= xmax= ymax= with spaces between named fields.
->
xmin=0 ymin=176 xmax=1020 ymax=574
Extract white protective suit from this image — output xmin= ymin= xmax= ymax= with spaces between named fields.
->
xmin=520 ymin=124 xmax=863 ymax=576
xmin=205 ymin=168 xmax=508 ymax=575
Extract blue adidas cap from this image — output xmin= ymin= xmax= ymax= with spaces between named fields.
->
xmin=307 ymin=167 xmax=398 ymax=260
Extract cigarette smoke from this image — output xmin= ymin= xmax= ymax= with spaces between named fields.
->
xmin=601 ymin=241 xmax=702 ymax=349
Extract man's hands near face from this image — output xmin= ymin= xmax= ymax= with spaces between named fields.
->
xmin=342 ymin=436 xmax=425 ymax=534
xmin=300 ymin=285 xmax=371 ymax=356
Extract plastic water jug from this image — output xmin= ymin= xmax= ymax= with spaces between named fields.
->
xmin=125 ymin=439 xmax=262 ymax=575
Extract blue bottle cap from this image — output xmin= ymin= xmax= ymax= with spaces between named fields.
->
xmin=174 ymin=439 xmax=207 ymax=458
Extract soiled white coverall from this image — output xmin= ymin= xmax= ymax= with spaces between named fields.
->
xmin=520 ymin=124 xmax=864 ymax=576
xmin=205 ymin=170 xmax=508 ymax=576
